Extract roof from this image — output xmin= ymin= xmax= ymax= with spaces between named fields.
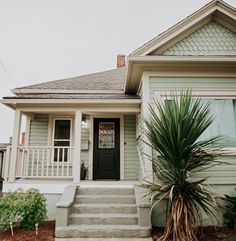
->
xmin=13 ymin=67 xmax=126 ymax=94
xmin=4 ymin=93 xmax=139 ymax=99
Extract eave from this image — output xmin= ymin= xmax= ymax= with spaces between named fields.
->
xmin=125 ymin=56 xmax=236 ymax=94
xmin=0 ymin=98 xmax=141 ymax=111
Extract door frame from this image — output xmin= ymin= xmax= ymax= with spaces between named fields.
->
xmin=88 ymin=114 xmax=124 ymax=180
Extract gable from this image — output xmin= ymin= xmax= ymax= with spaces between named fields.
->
xmin=130 ymin=0 xmax=236 ymax=56
xmin=160 ymin=21 xmax=236 ymax=56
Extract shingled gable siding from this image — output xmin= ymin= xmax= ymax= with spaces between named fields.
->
xmin=161 ymin=21 xmax=236 ymax=56
xmin=124 ymin=115 xmax=139 ymax=180
xmin=148 ymin=76 xmax=236 ymax=187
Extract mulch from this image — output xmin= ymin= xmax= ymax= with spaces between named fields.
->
xmin=0 ymin=222 xmax=236 ymax=241
xmin=0 ymin=221 xmax=55 ymax=241
xmin=152 ymin=226 xmax=236 ymax=241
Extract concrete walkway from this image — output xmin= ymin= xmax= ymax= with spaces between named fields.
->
xmin=56 ymin=238 xmax=152 ymax=241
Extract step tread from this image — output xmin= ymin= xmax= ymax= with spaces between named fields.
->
xmin=57 ymin=224 xmax=150 ymax=230
xmin=73 ymin=203 xmax=137 ymax=207
xmin=76 ymin=195 xmax=134 ymax=198
xmin=70 ymin=213 xmax=138 ymax=218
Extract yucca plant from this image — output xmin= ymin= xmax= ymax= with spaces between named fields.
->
xmin=145 ymin=90 xmax=223 ymax=241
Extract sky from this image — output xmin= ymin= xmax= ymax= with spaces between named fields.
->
xmin=0 ymin=0 xmax=236 ymax=143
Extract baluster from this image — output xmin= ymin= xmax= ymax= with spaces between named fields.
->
xmin=41 ymin=149 xmax=45 ymax=177
xmin=67 ymin=148 xmax=70 ymax=177
xmin=31 ymin=149 xmax=35 ymax=177
xmin=20 ymin=148 xmax=24 ymax=177
xmin=25 ymin=148 xmax=30 ymax=177
xmin=56 ymin=148 xmax=60 ymax=176
xmin=62 ymin=148 xmax=65 ymax=177
xmin=36 ymin=149 xmax=39 ymax=177
xmin=51 ymin=148 xmax=54 ymax=177
xmin=46 ymin=148 xmax=49 ymax=177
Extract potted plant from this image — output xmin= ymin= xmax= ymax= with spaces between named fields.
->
xmin=80 ymin=160 xmax=88 ymax=180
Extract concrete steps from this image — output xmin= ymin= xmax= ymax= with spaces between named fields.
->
xmin=70 ymin=213 xmax=138 ymax=225
xmin=74 ymin=195 xmax=136 ymax=204
xmin=73 ymin=203 xmax=137 ymax=214
xmin=56 ymin=225 xmax=151 ymax=238
xmin=56 ymin=186 xmax=151 ymax=238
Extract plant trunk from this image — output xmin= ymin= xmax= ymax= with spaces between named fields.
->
xmin=157 ymin=197 xmax=198 ymax=241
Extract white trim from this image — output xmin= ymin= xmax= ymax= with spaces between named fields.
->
xmin=142 ymin=74 xmax=153 ymax=182
xmin=12 ymin=89 xmax=124 ymax=94
xmin=73 ymin=111 xmax=82 ymax=183
xmin=51 ymin=117 xmax=73 ymax=164
xmin=16 ymin=106 xmax=140 ymax=113
xmin=120 ymin=114 xmax=125 ymax=180
xmin=0 ymin=99 xmax=141 ymax=104
xmin=24 ymin=116 xmax=31 ymax=146
xmin=9 ymin=110 xmax=22 ymax=182
xmin=128 ymin=55 xmax=236 ymax=62
xmin=154 ymin=90 xmax=236 ymax=98
xmin=89 ymin=114 xmax=125 ymax=180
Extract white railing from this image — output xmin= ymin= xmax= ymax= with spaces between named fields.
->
xmin=5 ymin=146 xmax=74 ymax=179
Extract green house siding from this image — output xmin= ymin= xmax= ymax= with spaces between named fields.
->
xmin=29 ymin=114 xmax=49 ymax=146
xmin=147 ymin=76 xmax=236 ymax=185
xmin=162 ymin=21 xmax=236 ymax=56
xmin=27 ymin=114 xmax=139 ymax=180
xmin=124 ymin=115 xmax=138 ymax=180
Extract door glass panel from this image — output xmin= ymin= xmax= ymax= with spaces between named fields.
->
xmin=99 ymin=122 xmax=115 ymax=149
xmin=54 ymin=120 xmax=71 ymax=139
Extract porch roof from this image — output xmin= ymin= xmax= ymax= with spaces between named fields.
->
xmin=12 ymin=67 xmax=126 ymax=95
xmin=3 ymin=93 xmax=139 ymax=100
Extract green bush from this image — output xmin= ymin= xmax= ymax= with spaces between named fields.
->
xmin=0 ymin=189 xmax=47 ymax=230
xmin=223 ymin=189 xmax=236 ymax=229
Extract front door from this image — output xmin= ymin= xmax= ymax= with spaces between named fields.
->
xmin=93 ymin=118 xmax=120 ymax=180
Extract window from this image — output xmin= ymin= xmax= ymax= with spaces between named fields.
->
xmin=99 ymin=122 xmax=115 ymax=149
xmin=53 ymin=119 xmax=72 ymax=162
xmin=163 ymin=97 xmax=236 ymax=147
xmin=199 ymin=99 xmax=236 ymax=147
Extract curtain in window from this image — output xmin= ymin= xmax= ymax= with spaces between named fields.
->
xmin=199 ymin=99 xmax=236 ymax=147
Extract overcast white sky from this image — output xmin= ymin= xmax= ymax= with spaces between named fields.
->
xmin=0 ymin=0 xmax=236 ymax=143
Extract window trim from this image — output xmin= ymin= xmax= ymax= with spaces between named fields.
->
xmin=51 ymin=117 xmax=73 ymax=163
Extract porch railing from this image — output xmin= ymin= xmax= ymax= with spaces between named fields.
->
xmin=4 ymin=146 xmax=74 ymax=180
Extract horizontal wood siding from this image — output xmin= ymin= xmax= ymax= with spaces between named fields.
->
xmin=29 ymin=114 xmax=49 ymax=146
xmin=149 ymin=77 xmax=236 ymax=103
xmin=124 ymin=115 xmax=138 ymax=180
xmin=148 ymin=76 xmax=236 ymax=185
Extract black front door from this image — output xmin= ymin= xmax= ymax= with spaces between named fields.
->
xmin=93 ymin=118 xmax=120 ymax=180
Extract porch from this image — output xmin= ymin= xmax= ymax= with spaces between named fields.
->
xmin=2 ymin=102 xmax=150 ymax=184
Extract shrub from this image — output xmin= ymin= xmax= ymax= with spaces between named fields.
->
xmin=0 ymin=190 xmax=22 ymax=230
xmin=223 ymin=189 xmax=236 ymax=229
xmin=0 ymin=188 xmax=47 ymax=230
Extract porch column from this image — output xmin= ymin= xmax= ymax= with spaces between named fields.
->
xmin=9 ymin=109 xmax=22 ymax=182
xmin=73 ymin=110 xmax=82 ymax=184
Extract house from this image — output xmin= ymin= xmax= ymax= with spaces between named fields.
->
xmin=1 ymin=0 xmax=236 ymax=238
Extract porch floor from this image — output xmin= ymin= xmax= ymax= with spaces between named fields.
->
xmin=2 ymin=179 xmax=140 ymax=193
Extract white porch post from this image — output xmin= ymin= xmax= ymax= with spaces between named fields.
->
xmin=73 ymin=110 xmax=82 ymax=184
xmin=9 ymin=109 xmax=22 ymax=182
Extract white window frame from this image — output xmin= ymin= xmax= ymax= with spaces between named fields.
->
xmin=154 ymin=90 xmax=236 ymax=154
xmin=52 ymin=117 xmax=73 ymax=163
